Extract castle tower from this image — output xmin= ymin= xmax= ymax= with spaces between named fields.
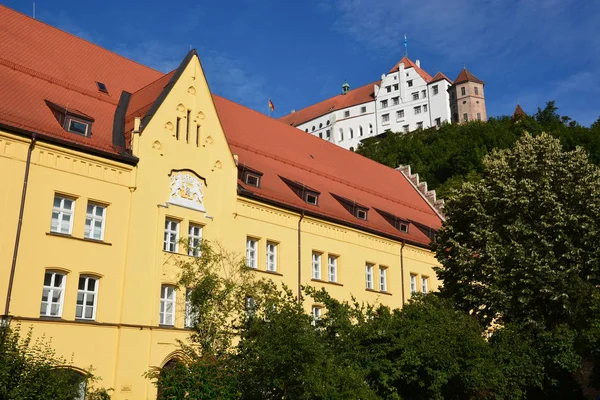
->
xmin=448 ymin=67 xmax=486 ymax=123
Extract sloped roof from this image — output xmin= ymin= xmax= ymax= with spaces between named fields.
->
xmin=453 ymin=68 xmax=485 ymax=85
xmin=0 ymin=5 xmax=163 ymax=158
xmin=0 ymin=5 xmax=442 ymax=246
xmin=216 ymin=96 xmax=441 ymax=246
xmin=388 ymin=56 xmax=434 ymax=82
xmin=278 ymin=81 xmax=376 ymax=127
xmin=513 ymin=104 xmax=527 ymax=119
xmin=429 ymin=72 xmax=453 ymax=84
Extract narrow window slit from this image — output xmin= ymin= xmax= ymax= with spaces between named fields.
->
xmin=186 ymin=110 xmax=191 ymax=143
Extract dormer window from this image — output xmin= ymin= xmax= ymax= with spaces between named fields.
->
xmin=375 ymin=208 xmax=410 ymax=233
xmin=331 ymin=193 xmax=369 ymax=221
xmin=280 ymin=176 xmax=320 ymax=206
xmin=96 ymin=81 xmax=108 ymax=94
xmin=45 ymin=100 xmax=94 ymax=137
xmin=238 ymin=164 xmax=263 ymax=188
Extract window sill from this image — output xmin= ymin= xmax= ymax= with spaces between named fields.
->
xmin=366 ymin=288 xmax=393 ymax=295
xmin=251 ymin=268 xmax=283 ymax=277
xmin=158 ymin=324 xmax=176 ymax=329
xmin=39 ymin=315 xmax=64 ymax=320
xmin=46 ymin=232 xmax=112 ymax=246
xmin=74 ymin=318 xmax=100 ymax=324
xmin=310 ymin=279 xmax=343 ymax=287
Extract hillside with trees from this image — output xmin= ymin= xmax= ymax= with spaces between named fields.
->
xmin=356 ymin=102 xmax=600 ymax=198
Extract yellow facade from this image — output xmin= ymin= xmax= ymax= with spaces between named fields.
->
xmin=0 ymin=54 xmax=440 ymax=399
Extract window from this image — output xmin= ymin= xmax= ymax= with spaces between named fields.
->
xmin=163 ymin=219 xmax=179 ymax=252
xmin=407 ymin=80 xmax=413 ymax=87
xmin=432 ymin=85 xmax=439 ymax=95
xmin=312 ymin=252 xmax=321 ymax=279
xmin=327 ymin=120 xmax=330 ymax=125
xmin=319 ymin=123 xmax=322 ymax=128
xmin=422 ymin=276 xmax=429 ymax=294
xmin=185 ymin=289 xmax=197 ymax=328
xmin=51 ymin=195 xmax=75 ymax=235
xmin=392 ymin=97 xmax=399 ymax=106
xmin=397 ymin=109 xmax=405 ymax=119
xmin=477 ymin=112 xmax=482 ymax=121
xmin=355 ymin=208 xmax=367 ymax=220
xmin=312 ymin=126 xmax=315 ymax=131
xmin=246 ymin=237 xmax=258 ymax=268
xmin=412 ymin=92 xmax=419 ymax=101
xmin=328 ymin=255 xmax=337 ymax=282
xmin=325 ymin=129 xmax=331 ymax=139
xmin=369 ymin=124 xmax=373 ymax=134
xmin=365 ymin=264 xmax=374 ymax=289
xmin=435 ymin=117 xmax=441 ymax=127
xmin=311 ymin=306 xmax=322 ymax=325
xmin=359 ymin=126 xmax=363 ymax=136
xmin=67 ymin=119 xmax=90 ymax=136
xmin=417 ymin=122 xmax=423 ymax=130
xmin=76 ymin=276 xmax=98 ymax=320
xmin=344 ymin=110 xmax=350 ymax=118
xmin=423 ymin=104 xmax=427 ymax=112
xmin=474 ymin=86 xmax=479 ymax=95
xmin=410 ymin=274 xmax=417 ymax=294
xmin=393 ymin=84 xmax=399 ymax=90
xmin=349 ymin=128 xmax=354 ymax=139
xmin=96 ymin=81 xmax=108 ymax=93
xmin=266 ymin=241 xmax=277 ymax=272
xmin=381 ymin=113 xmax=390 ymax=124
xmin=379 ymin=267 xmax=387 ymax=292
xmin=380 ymin=100 xmax=388 ymax=108
xmin=421 ymin=90 xmax=426 ymax=98
xmin=305 ymin=192 xmax=319 ymax=205
xmin=245 ymin=173 xmax=260 ymax=187
xmin=339 ymin=128 xmax=344 ymax=142
xmin=84 ymin=203 xmax=106 ymax=240
xmin=461 ymin=87 xmax=466 ymax=96
xmin=40 ymin=271 xmax=66 ymax=317
xmin=386 ymin=85 xmax=392 ymax=93
xmin=403 ymin=125 xmax=409 ymax=133
xmin=463 ymin=113 xmax=468 ymax=122
xmin=159 ymin=285 xmax=176 ymax=325
xmin=414 ymin=106 xmax=422 ymax=115
xmin=188 ymin=224 xmax=203 ymax=257
xmin=245 ymin=297 xmax=257 ymax=316
xmin=360 ymin=106 xmax=366 ymax=113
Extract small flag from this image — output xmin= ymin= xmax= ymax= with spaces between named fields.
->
xmin=268 ymin=99 xmax=275 ymax=112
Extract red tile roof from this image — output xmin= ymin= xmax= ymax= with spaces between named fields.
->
xmin=0 ymin=5 xmax=442 ymax=246
xmin=429 ymin=72 xmax=453 ymax=84
xmin=215 ymin=96 xmax=441 ymax=246
xmin=453 ymin=68 xmax=484 ymax=85
xmin=512 ymin=104 xmax=527 ymax=119
xmin=0 ymin=5 xmax=163 ymax=158
xmin=388 ymin=56 xmax=434 ymax=82
xmin=278 ymin=81 xmax=377 ymax=127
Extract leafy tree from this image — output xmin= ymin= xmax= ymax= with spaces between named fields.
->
xmin=0 ymin=324 xmax=110 ymax=399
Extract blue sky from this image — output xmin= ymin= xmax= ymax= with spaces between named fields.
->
xmin=6 ymin=0 xmax=600 ymax=126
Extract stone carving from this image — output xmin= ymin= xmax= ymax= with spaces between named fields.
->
xmin=168 ymin=170 xmax=206 ymax=212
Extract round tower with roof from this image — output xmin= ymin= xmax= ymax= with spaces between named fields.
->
xmin=448 ymin=67 xmax=486 ymax=123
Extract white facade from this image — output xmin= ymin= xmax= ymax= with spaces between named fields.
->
xmin=290 ymin=57 xmax=459 ymax=151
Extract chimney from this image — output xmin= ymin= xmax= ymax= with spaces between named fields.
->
xmin=416 ymin=59 xmax=421 ymax=68
xmin=291 ymin=109 xmax=295 ymax=113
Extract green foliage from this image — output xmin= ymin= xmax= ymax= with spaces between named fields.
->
xmin=0 ymin=323 xmax=110 ymax=400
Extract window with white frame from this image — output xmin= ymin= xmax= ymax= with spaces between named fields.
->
xmin=245 ymin=296 xmax=257 ymax=316
xmin=403 ymin=125 xmax=410 ymax=133
xmin=393 ymin=83 xmax=399 ymax=90
xmin=417 ymin=122 xmax=423 ymax=130
xmin=344 ymin=110 xmax=350 ymax=118
xmin=188 ymin=224 xmax=203 ymax=257
xmin=432 ymin=85 xmax=439 ymax=95
xmin=392 ymin=97 xmax=399 ymax=106
xmin=421 ymin=90 xmax=426 ymax=98
xmin=84 ymin=202 xmax=106 ymax=240
xmin=379 ymin=267 xmax=387 ymax=292
xmin=435 ymin=117 xmax=442 ymax=127
xmin=164 ymin=219 xmax=179 ymax=252
xmin=463 ymin=113 xmax=468 ymax=122
xmin=75 ymin=276 xmax=98 ymax=320
xmin=339 ymin=128 xmax=344 ymax=142
xmin=386 ymin=85 xmax=392 ymax=93
xmin=185 ymin=289 xmax=198 ymax=328
xmin=397 ymin=110 xmax=405 ymax=120
xmin=349 ymin=128 xmax=354 ymax=139
xmin=474 ymin=86 xmax=479 ymax=95
xmin=266 ymin=241 xmax=277 ymax=272
xmin=311 ymin=306 xmax=322 ymax=325
xmin=328 ymin=255 xmax=337 ymax=282
xmin=312 ymin=252 xmax=321 ymax=280
xmin=359 ymin=126 xmax=363 ymax=136
xmin=365 ymin=263 xmax=374 ymax=289
xmin=381 ymin=113 xmax=390 ymax=124
xmin=477 ymin=112 xmax=482 ymax=121
xmin=423 ymin=104 xmax=428 ymax=112
xmin=360 ymin=106 xmax=366 ymax=113
xmin=380 ymin=100 xmax=388 ymax=109
xmin=412 ymin=92 xmax=419 ymax=101
xmin=159 ymin=285 xmax=176 ymax=325
xmin=51 ymin=195 xmax=75 ymax=235
xmin=422 ymin=276 xmax=429 ymax=293
xmin=246 ymin=237 xmax=258 ymax=268
xmin=410 ymin=274 xmax=417 ymax=295
xmin=40 ymin=271 xmax=66 ymax=317
xmin=407 ymin=80 xmax=413 ymax=87
xmin=414 ymin=106 xmax=422 ymax=115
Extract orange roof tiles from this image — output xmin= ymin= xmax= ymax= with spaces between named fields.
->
xmin=430 ymin=72 xmax=453 ymax=84
xmin=513 ymin=104 xmax=527 ymax=119
xmin=453 ymin=68 xmax=484 ymax=85
xmin=0 ymin=5 xmax=442 ymax=246
xmin=278 ymin=81 xmax=376 ymax=127
xmin=388 ymin=56 xmax=434 ymax=82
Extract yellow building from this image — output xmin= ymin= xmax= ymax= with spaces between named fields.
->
xmin=0 ymin=6 xmax=443 ymax=399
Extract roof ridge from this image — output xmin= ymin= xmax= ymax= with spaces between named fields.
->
xmin=228 ymin=139 xmax=435 ymax=215
xmin=0 ymin=5 xmax=163 ymax=75
xmin=0 ymin=58 xmax=119 ymax=106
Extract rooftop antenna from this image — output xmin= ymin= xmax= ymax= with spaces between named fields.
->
xmin=33 ymin=2 xmax=35 ymax=19
xmin=404 ymin=34 xmax=408 ymax=56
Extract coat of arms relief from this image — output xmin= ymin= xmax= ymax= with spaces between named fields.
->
xmin=168 ymin=170 xmax=206 ymax=212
